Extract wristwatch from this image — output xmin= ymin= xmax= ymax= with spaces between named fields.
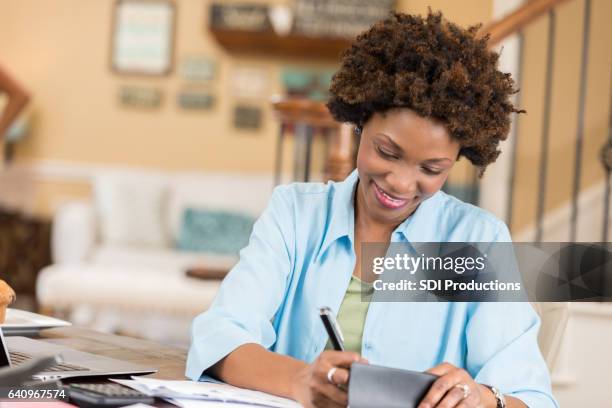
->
xmin=485 ymin=385 xmax=506 ymax=408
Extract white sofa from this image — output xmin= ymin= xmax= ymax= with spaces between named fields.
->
xmin=36 ymin=170 xmax=273 ymax=345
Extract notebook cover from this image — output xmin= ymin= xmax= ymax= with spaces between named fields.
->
xmin=348 ymin=362 xmax=438 ymax=408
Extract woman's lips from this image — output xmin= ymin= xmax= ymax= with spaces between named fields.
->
xmin=372 ymin=181 xmax=409 ymax=209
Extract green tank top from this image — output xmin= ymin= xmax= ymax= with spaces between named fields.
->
xmin=325 ymin=275 xmax=374 ymax=353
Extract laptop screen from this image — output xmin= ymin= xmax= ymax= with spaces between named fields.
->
xmin=0 ymin=328 xmax=11 ymax=367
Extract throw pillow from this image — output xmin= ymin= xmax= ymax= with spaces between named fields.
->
xmin=177 ymin=208 xmax=255 ymax=255
xmin=94 ymin=172 xmax=169 ymax=247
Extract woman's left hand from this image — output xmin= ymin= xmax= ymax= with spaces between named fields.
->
xmin=417 ymin=362 xmax=493 ymax=408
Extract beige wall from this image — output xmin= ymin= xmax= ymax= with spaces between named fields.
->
xmin=1 ymin=0 xmax=492 ymax=216
xmin=0 ymin=0 xmax=336 ymax=172
xmin=396 ymin=0 xmax=492 ymax=26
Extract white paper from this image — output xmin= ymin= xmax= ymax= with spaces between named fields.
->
xmin=111 ymin=377 xmax=302 ymax=408
xmin=0 ymin=308 xmax=71 ymax=334
xmin=168 ymin=399 xmax=251 ymax=408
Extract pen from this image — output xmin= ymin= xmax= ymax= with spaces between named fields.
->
xmin=319 ymin=306 xmax=345 ymax=351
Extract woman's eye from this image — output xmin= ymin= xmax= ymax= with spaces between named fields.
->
xmin=422 ymin=167 xmax=442 ymax=175
xmin=376 ymin=146 xmax=398 ymax=160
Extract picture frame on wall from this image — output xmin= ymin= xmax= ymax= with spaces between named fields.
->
xmin=110 ymin=0 xmax=176 ymax=75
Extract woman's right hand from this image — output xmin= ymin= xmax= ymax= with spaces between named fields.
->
xmin=289 ymin=350 xmax=366 ymax=408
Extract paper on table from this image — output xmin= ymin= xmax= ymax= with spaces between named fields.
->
xmin=1 ymin=309 xmax=71 ymax=335
xmin=111 ymin=377 xmax=302 ymax=408
xmin=167 ymin=399 xmax=256 ymax=408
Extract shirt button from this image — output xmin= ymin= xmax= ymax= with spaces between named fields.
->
xmin=363 ymin=342 xmax=373 ymax=350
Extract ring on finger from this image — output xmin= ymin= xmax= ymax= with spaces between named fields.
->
xmin=326 ymin=367 xmax=338 ymax=385
xmin=454 ymin=383 xmax=470 ymax=399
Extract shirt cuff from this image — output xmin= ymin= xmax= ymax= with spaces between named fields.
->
xmin=185 ymin=321 xmax=260 ymax=381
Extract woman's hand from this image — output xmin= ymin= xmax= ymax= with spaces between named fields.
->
xmin=418 ymin=362 xmax=495 ymax=408
xmin=289 ymin=350 xmax=365 ymax=408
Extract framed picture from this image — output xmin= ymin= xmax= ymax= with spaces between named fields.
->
xmin=110 ymin=0 xmax=176 ymax=75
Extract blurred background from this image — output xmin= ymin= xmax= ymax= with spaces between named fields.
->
xmin=0 ymin=0 xmax=610 ymax=405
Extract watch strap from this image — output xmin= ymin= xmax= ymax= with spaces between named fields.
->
xmin=484 ymin=384 xmax=506 ymax=408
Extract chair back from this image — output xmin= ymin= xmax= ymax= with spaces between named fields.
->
xmin=531 ymin=302 xmax=569 ymax=370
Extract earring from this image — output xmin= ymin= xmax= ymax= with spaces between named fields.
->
xmin=354 ymin=126 xmax=362 ymax=136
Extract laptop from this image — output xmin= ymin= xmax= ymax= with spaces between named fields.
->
xmin=0 ymin=328 xmax=156 ymax=381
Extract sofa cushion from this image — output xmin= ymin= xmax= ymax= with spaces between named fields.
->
xmin=94 ymin=172 xmax=169 ymax=248
xmin=177 ymin=208 xmax=255 ymax=255
xmin=36 ymin=263 xmax=222 ymax=316
xmin=92 ymin=245 xmax=237 ymax=271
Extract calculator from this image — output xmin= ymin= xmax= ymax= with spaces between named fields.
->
xmin=66 ymin=382 xmax=155 ymax=407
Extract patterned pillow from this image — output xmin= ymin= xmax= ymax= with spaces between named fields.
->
xmin=177 ymin=208 xmax=255 ymax=255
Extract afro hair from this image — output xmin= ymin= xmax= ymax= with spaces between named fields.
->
xmin=327 ymin=11 xmax=524 ymax=171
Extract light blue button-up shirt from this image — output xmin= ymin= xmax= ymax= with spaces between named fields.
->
xmin=186 ymin=170 xmax=558 ymax=407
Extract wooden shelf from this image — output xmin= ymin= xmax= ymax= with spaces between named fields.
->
xmin=210 ymin=27 xmax=352 ymax=60
xmin=272 ymin=97 xmax=337 ymax=127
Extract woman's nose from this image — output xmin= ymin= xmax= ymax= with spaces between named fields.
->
xmin=386 ymin=170 xmax=418 ymax=197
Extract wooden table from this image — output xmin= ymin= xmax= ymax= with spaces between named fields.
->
xmin=36 ymin=326 xmax=188 ymax=380
xmin=32 ymin=326 xmax=188 ymax=407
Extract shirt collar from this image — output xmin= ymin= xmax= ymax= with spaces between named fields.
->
xmin=394 ymin=191 xmax=444 ymax=243
xmin=316 ymin=170 xmax=446 ymax=261
xmin=316 ymin=169 xmax=358 ymax=261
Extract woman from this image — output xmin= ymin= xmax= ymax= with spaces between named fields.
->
xmin=187 ymin=11 xmax=557 ymax=408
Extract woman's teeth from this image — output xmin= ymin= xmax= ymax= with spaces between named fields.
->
xmin=373 ymin=182 xmax=408 ymax=209
xmin=380 ymin=188 xmax=402 ymax=202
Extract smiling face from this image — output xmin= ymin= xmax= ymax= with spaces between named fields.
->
xmin=356 ymin=108 xmax=461 ymax=228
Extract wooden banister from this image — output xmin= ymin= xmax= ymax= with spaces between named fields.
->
xmin=479 ymin=0 xmax=571 ymax=46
